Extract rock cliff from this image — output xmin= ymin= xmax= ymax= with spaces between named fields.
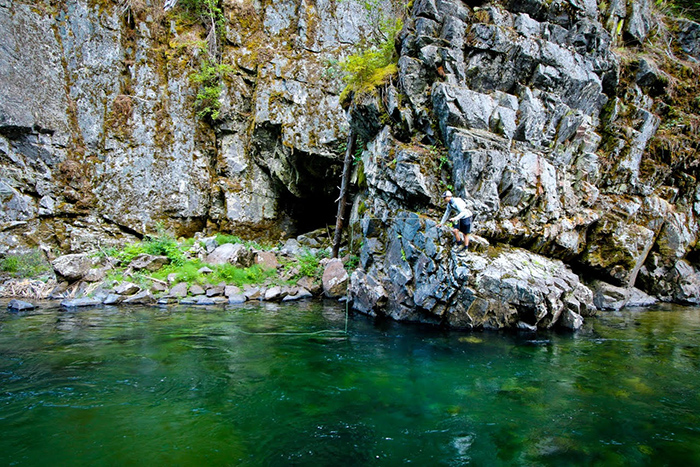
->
xmin=1 ymin=0 xmax=699 ymax=329
xmin=346 ymin=0 xmax=700 ymax=327
xmin=0 ymin=0 xmax=369 ymax=250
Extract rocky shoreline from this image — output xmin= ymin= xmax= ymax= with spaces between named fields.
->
xmin=2 ymin=233 xmax=351 ymax=313
xmin=1 ymin=225 xmax=673 ymax=332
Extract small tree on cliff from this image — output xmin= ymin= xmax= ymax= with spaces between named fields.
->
xmin=331 ymin=1 xmax=404 ymax=258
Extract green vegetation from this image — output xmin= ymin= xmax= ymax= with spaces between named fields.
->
xmin=666 ymin=0 xmax=700 ymax=20
xmin=0 ymin=250 xmax=52 ymax=279
xmin=339 ymin=40 xmax=399 ymax=103
xmin=115 ymin=228 xmax=186 ymax=267
xmin=212 ymin=263 xmax=275 ymax=286
xmin=86 ymin=231 xmax=335 ymax=296
xmin=297 ymin=249 xmax=324 ymax=279
xmin=191 ymin=60 xmax=233 ymax=120
xmin=164 ymin=0 xmax=232 ymax=122
xmin=338 ymin=0 xmax=404 ymax=104
xmin=179 ymin=0 xmax=226 ymax=35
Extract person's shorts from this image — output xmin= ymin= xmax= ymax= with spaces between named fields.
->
xmin=454 ymin=217 xmax=472 ymax=234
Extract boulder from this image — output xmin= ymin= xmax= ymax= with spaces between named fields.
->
xmin=224 ymin=285 xmax=242 ymax=297
xmin=169 ymin=282 xmax=189 ymax=297
xmin=255 ymin=250 xmax=279 ymax=269
xmin=322 ymin=258 xmax=349 ymax=298
xmin=228 ymin=294 xmax=247 ymax=304
xmin=206 ymin=283 xmax=226 ymax=297
xmin=206 ymin=243 xmax=254 ymax=267
xmin=280 ymin=239 xmax=303 ymax=257
xmin=283 ymin=287 xmax=313 ymax=301
xmin=103 ymin=294 xmax=122 ymax=305
xmin=51 ymin=254 xmax=92 ymax=282
xmin=83 ymin=268 xmax=106 ymax=283
xmin=264 ymin=286 xmax=287 ymax=301
xmin=7 ymin=299 xmax=36 ymax=311
xmin=114 ymin=282 xmax=140 ymax=296
xmin=123 ymin=290 xmax=155 ymax=305
xmin=243 ymin=285 xmax=264 ymax=300
xmin=129 ymin=254 xmax=170 ymax=272
xmin=297 ymin=276 xmax=321 ymax=295
xmin=590 ymin=280 xmax=629 ymax=311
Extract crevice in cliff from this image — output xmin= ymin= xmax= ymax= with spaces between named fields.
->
xmin=101 ymin=215 xmax=144 ymax=240
xmin=273 ymin=147 xmax=343 ymax=236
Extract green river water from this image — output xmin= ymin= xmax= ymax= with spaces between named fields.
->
xmin=1 ymin=299 xmax=699 ymax=466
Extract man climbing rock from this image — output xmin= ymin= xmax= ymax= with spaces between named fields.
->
xmin=437 ymin=190 xmax=473 ymax=252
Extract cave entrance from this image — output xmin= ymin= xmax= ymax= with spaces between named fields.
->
xmin=275 ymin=149 xmax=345 ymax=237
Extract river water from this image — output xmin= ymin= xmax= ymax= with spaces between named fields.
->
xmin=1 ymin=299 xmax=699 ymax=466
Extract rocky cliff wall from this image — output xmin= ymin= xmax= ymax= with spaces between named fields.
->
xmin=346 ymin=0 xmax=700 ymax=328
xmin=0 ymin=0 xmax=375 ymax=252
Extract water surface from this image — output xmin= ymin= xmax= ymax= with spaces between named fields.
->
xmin=1 ymin=300 xmax=699 ymax=465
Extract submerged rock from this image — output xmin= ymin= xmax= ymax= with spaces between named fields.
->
xmin=61 ymin=297 xmax=102 ymax=308
xmin=7 ymin=299 xmax=36 ymax=311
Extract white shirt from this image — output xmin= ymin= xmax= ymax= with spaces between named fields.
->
xmin=440 ymin=197 xmax=472 ymax=224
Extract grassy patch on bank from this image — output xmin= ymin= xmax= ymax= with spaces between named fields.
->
xmin=150 ymin=261 xmax=275 ymax=287
xmin=0 ymin=250 xmax=52 ymax=279
xmin=97 ymin=231 xmax=325 ymax=292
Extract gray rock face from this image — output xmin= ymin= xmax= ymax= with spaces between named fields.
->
xmin=675 ymin=19 xmax=700 ymax=61
xmin=349 ymin=212 xmax=593 ymax=330
xmin=343 ymin=0 xmax=700 ymax=325
xmin=0 ymin=0 xmax=383 ymax=252
xmin=322 ymin=258 xmax=349 ymax=298
xmin=52 ymin=254 xmax=93 ymax=282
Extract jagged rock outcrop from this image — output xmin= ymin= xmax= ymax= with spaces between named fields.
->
xmin=349 ymin=210 xmax=594 ymax=329
xmin=346 ymin=0 xmax=700 ymax=327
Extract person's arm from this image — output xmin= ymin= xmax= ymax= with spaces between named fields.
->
xmin=439 ymin=202 xmax=452 ymax=225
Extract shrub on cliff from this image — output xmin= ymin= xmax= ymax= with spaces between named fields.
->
xmin=338 ymin=2 xmax=403 ymax=105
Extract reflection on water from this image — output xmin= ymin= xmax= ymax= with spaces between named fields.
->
xmin=1 ymin=300 xmax=700 ymax=465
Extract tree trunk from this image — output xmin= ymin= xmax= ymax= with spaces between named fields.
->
xmin=332 ymin=129 xmax=356 ymax=258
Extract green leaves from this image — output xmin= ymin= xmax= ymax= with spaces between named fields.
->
xmin=0 ymin=250 xmax=51 ymax=279
xmin=190 ymin=60 xmax=233 ymax=120
xmin=338 ymin=7 xmax=402 ymax=103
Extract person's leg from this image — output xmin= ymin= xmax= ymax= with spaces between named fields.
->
xmin=452 ymin=227 xmax=462 ymax=245
xmin=462 ymin=218 xmax=472 ymax=248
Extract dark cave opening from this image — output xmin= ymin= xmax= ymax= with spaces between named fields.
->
xmin=278 ymin=188 xmax=339 ymax=236
xmin=275 ymin=149 xmax=345 ymax=237
xmin=249 ymin=122 xmax=347 ymax=238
